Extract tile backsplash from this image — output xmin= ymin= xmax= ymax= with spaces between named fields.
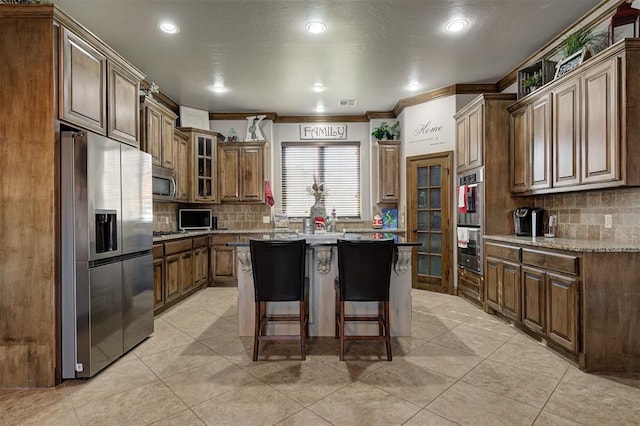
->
xmin=153 ymin=202 xmax=374 ymax=232
xmin=535 ymin=187 xmax=640 ymax=243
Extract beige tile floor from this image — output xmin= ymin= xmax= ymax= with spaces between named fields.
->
xmin=2 ymin=287 xmax=640 ymax=426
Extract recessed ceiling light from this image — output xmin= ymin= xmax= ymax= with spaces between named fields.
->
xmin=312 ymin=83 xmax=325 ymax=93
xmin=408 ymin=82 xmax=420 ymax=91
xmin=445 ymin=19 xmax=468 ymax=33
xmin=210 ymin=85 xmax=227 ymax=94
xmin=306 ymin=21 xmax=327 ymax=34
xmin=158 ymin=21 xmax=180 ymax=34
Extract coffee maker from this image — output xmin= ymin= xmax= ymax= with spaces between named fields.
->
xmin=514 ymin=207 xmax=544 ymax=237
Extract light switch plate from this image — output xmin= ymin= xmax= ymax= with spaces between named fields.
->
xmin=604 ymin=214 xmax=612 ymax=228
xmin=262 ymin=215 xmax=270 ymax=223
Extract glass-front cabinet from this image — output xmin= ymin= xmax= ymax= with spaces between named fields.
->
xmin=177 ymin=127 xmax=221 ymax=203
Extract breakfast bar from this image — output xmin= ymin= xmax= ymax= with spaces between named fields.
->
xmin=231 ymin=235 xmax=418 ymax=337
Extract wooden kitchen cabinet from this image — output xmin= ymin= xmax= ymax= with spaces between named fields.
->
xmin=60 ymin=26 xmax=142 ymax=147
xmin=510 ymin=92 xmax=556 ymax=193
xmin=521 ymin=266 xmax=546 ymax=335
xmin=175 ymin=128 xmax=190 ymax=201
xmin=107 ymin=61 xmax=140 ymax=146
xmin=178 ymin=128 xmax=221 ymax=203
xmin=457 ymin=268 xmax=483 ymax=307
xmin=153 ymin=244 xmax=165 ymax=309
xmin=164 ymin=239 xmax=193 ymax=299
xmin=210 ymin=235 xmax=238 ymax=286
xmin=552 ymin=79 xmax=581 ymax=188
xmin=373 ymin=140 xmax=400 ymax=203
xmin=509 ymin=40 xmax=640 ymax=195
xmin=154 ymin=236 xmax=208 ymax=315
xmin=193 ymin=237 xmax=209 ymax=287
xmin=60 ymin=27 xmax=107 ymax=136
xmin=140 ymin=96 xmax=177 ymax=169
xmin=218 ymin=142 xmax=265 ymax=203
xmin=455 ymin=101 xmax=483 ymax=172
xmin=484 ymin=242 xmax=522 ymax=321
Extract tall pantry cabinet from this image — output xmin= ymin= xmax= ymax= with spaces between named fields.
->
xmin=0 ymin=5 xmax=145 ymax=388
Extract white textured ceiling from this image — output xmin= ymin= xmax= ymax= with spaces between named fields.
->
xmin=53 ymin=0 xmax=602 ymax=115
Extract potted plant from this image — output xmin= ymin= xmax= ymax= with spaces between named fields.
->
xmin=371 ymin=121 xmax=400 ymax=140
xmin=560 ymin=27 xmax=608 ymax=59
xmin=522 ymin=73 xmax=543 ymax=92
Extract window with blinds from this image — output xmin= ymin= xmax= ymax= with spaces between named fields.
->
xmin=282 ymin=142 xmax=361 ymax=218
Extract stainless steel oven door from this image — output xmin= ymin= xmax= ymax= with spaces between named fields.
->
xmin=457 ymin=227 xmax=482 ymax=273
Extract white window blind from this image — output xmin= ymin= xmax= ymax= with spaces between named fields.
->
xmin=282 ymin=142 xmax=361 ymax=218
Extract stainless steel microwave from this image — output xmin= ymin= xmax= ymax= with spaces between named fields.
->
xmin=152 ymin=166 xmax=176 ymax=201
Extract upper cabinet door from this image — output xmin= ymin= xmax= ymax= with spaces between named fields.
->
xmin=510 ymin=106 xmax=529 ymax=193
xmin=60 ymin=27 xmax=107 ymax=134
xmin=161 ymin=114 xmax=176 ymax=170
xmin=581 ymin=57 xmax=619 ymax=184
xmin=241 ymin=145 xmax=264 ymax=202
xmin=218 ymin=145 xmax=241 ymax=202
xmin=455 ymin=116 xmax=467 ymax=171
xmin=467 ymin=104 xmax=483 ymax=170
xmin=529 ymin=94 xmax=552 ymax=191
xmin=145 ymin=105 xmax=162 ymax=166
xmin=108 ymin=61 xmax=139 ymax=147
xmin=552 ymin=80 xmax=581 ymax=188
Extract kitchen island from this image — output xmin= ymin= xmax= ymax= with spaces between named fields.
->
xmin=231 ymin=234 xmax=418 ymax=337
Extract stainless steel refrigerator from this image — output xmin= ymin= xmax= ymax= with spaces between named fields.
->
xmin=61 ymin=130 xmax=153 ymax=379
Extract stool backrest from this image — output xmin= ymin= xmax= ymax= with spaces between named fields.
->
xmin=250 ymin=239 xmax=307 ymax=302
xmin=337 ymin=239 xmax=394 ymax=301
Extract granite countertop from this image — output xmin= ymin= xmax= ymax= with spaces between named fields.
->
xmin=483 ymin=234 xmax=640 ymax=253
xmin=153 ymin=228 xmax=406 ymax=243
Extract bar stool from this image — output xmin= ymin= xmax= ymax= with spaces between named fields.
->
xmin=250 ymin=239 xmax=308 ymax=361
xmin=334 ymin=239 xmax=395 ymax=361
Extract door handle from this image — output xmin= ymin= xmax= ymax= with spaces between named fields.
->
xmin=412 ymin=228 xmax=418 ymax=233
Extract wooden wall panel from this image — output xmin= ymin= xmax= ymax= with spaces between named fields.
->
xmin=0 ymin=14 xmax=57 ymax=387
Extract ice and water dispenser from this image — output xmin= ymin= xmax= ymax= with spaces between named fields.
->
xmin=95 ymin=210 xmax=117 ymax=253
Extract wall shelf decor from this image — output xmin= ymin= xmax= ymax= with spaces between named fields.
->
xmin=517 ymin=59 xmax=557 ymax=99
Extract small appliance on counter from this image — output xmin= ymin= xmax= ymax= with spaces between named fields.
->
xmin=514 ymin=207 xmax=544 ymax=237
xmin=179 ymin=209 xmax=213 ymax=231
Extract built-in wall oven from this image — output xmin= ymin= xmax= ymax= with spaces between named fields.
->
xmin=457 ymin=168 xmax=483 ymax=273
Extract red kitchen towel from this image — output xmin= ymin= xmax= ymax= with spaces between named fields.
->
xmin=265 ymin=180 xmax=275 ymax=207
xmin=457 ymin=185 xmax=468 ymax=213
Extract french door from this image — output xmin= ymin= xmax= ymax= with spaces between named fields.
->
xmin=406 ymin=152 xmax=453 ymax=293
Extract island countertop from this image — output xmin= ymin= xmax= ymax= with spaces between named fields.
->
xmin=153 ymin=228 xmax=406 ymax=243
xmin=483 ymin=234 xmax=640 ymax=253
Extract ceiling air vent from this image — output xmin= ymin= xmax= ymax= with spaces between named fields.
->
xmin=339 ymin=99 xmax=357 ymax=107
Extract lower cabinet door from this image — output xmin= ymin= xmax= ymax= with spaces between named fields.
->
xmin=547 ymin=272 xmax=579 ymax=352
xmin=522 ymin=266 xmax=546 ymax=334
xmin=153 ymin=258 xmax=165 ymax=309
xmin=501 ymin=261 xmax=521 ymax=321
xmin=179 ymin=251 xmax=193 ymax=293
xmin=165 ymin=254 xmax=180 ymax=301
xmin=484 ymin=258 xmax=501 ymax=311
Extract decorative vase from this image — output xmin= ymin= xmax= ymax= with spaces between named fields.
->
xmin=310 ymin=196 xmax=326 ymax=221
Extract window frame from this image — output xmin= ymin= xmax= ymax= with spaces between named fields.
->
xmin=281 ymin=140 xmax=361 ymax=219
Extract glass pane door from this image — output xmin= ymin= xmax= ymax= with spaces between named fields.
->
xmin=416 ymin=165 xmax=442 ymax=278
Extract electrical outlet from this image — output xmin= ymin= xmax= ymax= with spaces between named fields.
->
xmin=604 ymin=214 xmax=612 ymax=228
xmin=262 ymin=216 xmax=270 ymax=224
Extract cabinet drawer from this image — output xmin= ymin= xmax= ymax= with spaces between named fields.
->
xmin=210 ymin=234 xmax=238 ymax=246
xmin=152 ymin=244 xmax=164 ymax=259
xmin=485 ymin=242 xmax=521 ymax=262
xmin=193 ymin=236 xmax=209 ymax=248
xmin=522 ymin=249 xmax=578 ymax=275
xmin=164 ymin=239 xmax=193 ymax=256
